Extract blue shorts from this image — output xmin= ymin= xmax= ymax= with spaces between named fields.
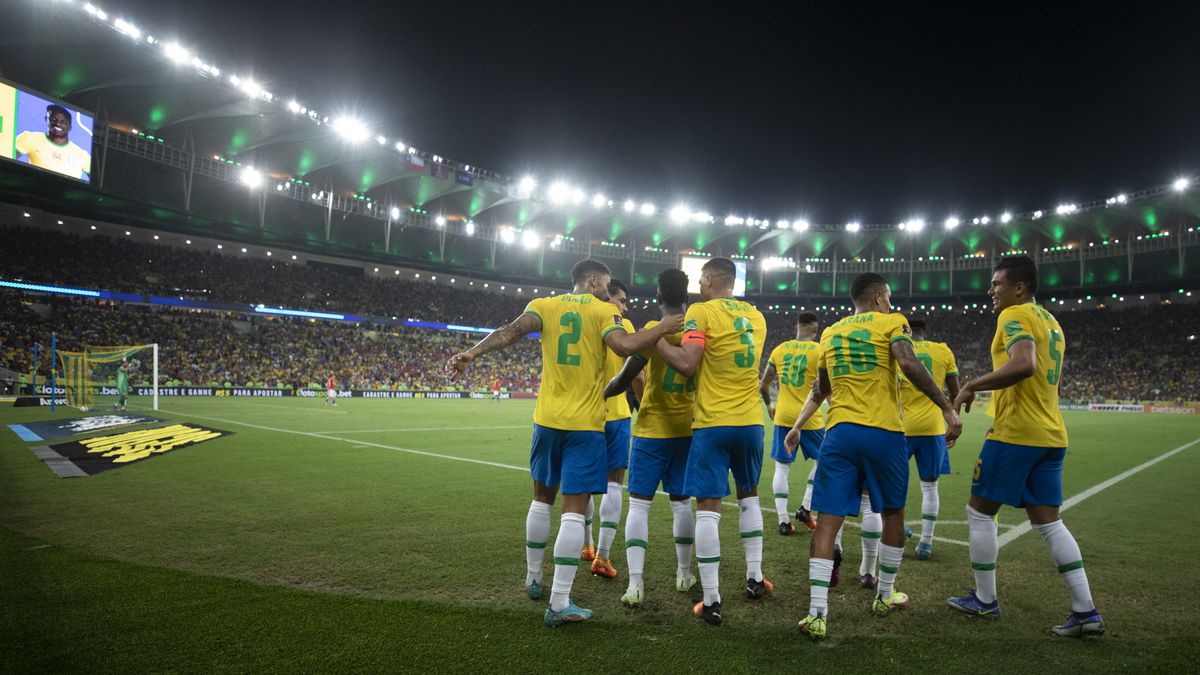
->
xmin=628 ymin=436 xmax=691 ymax=498
xmin=530 ymin=424 xmax=607 ymax=495
xmin=604 ymin=418 xmax=632 ymax=471
xmin=771 ymin=425 xmax=824 ymax=463
xmin=683 ymin=425 xmax=764 ymax=499
xmin=812 ymin=422 xmax=909 ymax=516
xmin=971 ymin=439 xmax=1066 ymax=508
xmin=907 ymin=435 xmax=950 ymax=478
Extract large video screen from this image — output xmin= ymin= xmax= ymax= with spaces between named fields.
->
xmin=0 ymin=79 xmax=94 ymax=183
xmin=680 ymin=255 xmax=747 ymax=297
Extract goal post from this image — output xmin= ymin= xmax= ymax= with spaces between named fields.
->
xmin=57 ymin=344 xmax=158 ymax=411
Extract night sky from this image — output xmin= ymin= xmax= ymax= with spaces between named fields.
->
xmin=26 ymin=1 xmax=1200 ymax=222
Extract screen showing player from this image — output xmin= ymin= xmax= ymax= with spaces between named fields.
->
xmin=681 ymin=255 xmax=747 ymax=296
xmin=0 ymin=79 xmax=95 ymax=183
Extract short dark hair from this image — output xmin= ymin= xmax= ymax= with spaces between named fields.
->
xmin=995 ymin=255 xmax=1038 ymax=294
xmin=851 ymin=272 xmax=888 ymax=303
xmin=796 ymin=311 xmax=819 ymax=325
xmin=571 ymin=259 xmax=611 ymax=284
xmin=909 ymin=318 xmax=927 ymax=332
xmin=607 ymin=279 xmax=628 ymax=298
xmin=701 ymin=257 xmax=736 ymax=281
xmin=46 ymin=104 xmax=70 ymax=118
xmin=657 ymin=268 xmax=689 ymax=307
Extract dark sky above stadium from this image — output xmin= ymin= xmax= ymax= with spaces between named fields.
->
xmin=84 ymin=1 xmax=1200 ymax=223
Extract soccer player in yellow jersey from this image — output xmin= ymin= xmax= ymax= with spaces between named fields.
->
xmin=948 ymin=256 xmax=1103 ymax=637
xmin=585 ymin=279 xmax=639 ymax=579
xmin=898 ymin=318 xmax=960 ymax=561
xmin=655 ymin=257 xmax=769 ymax=626
xmin=603 ymin=269 xmax=697 ymax=606
xmin=760 ymin=311 xmax=824 ymax=535
xmin=786 ymin=273 xmax=961 ymax=640
xmin=14 ymin=105 xmax=91 ymax=181
xmin=446 ymin=259 xmax=682 ymax=627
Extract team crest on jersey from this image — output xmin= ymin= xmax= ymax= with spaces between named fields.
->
xmin=685 ymin=319 xmax=698 ymax=331
xmin=902 ymin=323 xmax=912 ymax=335
xmin=613 ymin=314 xmax=624 ymax=326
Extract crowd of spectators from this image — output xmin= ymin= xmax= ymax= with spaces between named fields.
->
xmin=2 ymin=224 xmax=1198 ymax=401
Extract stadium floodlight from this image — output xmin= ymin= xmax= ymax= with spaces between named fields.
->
xmin=640 ymin=203 xmax=656 ymax=216
xmin=1174 ymin=178 xmax=1190 ymax=192
xmin=1055 ymin=203 xmax=1077 ymax=215
xmin=465 ymin=222 xmax=476 ymax=236
xmin=240 ymin=247 xmax=247 ymax=253
xmin=163 ymin=42 xmax=190 ymax=64
xmin=394 ymin=141 xmax=406 ymax=153
xmin=724 ymin=216 xmax=738 ymax=226
xmin=389 ymin=207 xmax=400 ymax=220
xmin=776 ymin=220 xmax=790 ymax=230
xmin=376 ymin=135 xmax=387 ymax=145
xmin=571 ymin=188 xmax=586 ymax=205
xmin=517 ymin=176 xmax=537 ymax=197
xmin=845 ymin=222 xmax=861 ymax=233
xmin=547 ymin=181 xmax=571 ymax=204
xmin=499 ymin=227 xmax=516 ymax=244
xmin=1000 ymin=212 xmax=1012 ymax=223
xmin=239 ymin=167 xmax=264 ymax=189
xmin=624 ymin=199 xmax=637 ymax=213
xmin=906 ymin=219 xmax=925 ymax=233
xmin=944 ymin=217 xmax=960 ymax=230
xmin=1033 ymin=209 xmax=1044 ymax=219
xmin=331 ymin=116 xmax=365 ymax=143
xmin=114 ymin=18 xmax=141 ymax=40
xmin=186 ymin=239 xmax=191 ymax=244
xmin=286 ymin=100 xmax=301 ymax=113
xmin=1116 ymin=193 xmax=1127 ymax=204
xmin=794 ymin=219 xmax=810 ymax=232
xmin=591 ymin=193 xmax=607 ymax=208
xmin=435 ymin=215 xmax=447 ymax=227
xmin=84 ymin=4 xmax=108 ymax=21
xmin=522 ymin=230 xmax=540 ymax=250
xmin=670 ymin=204 xmax=691 ymax=224
xmin=291 ymin=254 xmax=297 ymax=260
xmin=980 ymin=216 xmax=991 ymax=225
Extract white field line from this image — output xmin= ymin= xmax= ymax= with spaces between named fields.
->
xmin=331 ymin=425 xmax=530 ymax=434
xmin=997 ymin=435 xmax=1200 ymax=549
xmin=235 ymin=401 xmax=348 ymax=415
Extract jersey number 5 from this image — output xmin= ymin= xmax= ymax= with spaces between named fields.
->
xmin=557 ymin=312 xmax=582 ymax=366
xmin=1047 ymin=329 xmax=1063 ymax=385
xmin=733 ymin=317 xmax=756 ymax=368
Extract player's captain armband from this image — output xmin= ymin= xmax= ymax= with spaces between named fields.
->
xmin=682 ymin=330 xmax=707 ymax=347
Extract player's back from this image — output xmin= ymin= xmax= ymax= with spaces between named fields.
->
xmin=989 ymin=303 xmax=1068 ymax=447
xmin=769 ymin=339 xmax=824 ymax=430
xmin=820 ymin=311 xmax=911 ymax=433
xmin=899 ymin=341 xmax=957 ymax=436
xmin=634 ymin=319 xmax=695 ymax=438
xmin=527 ymin=293 xmax=626 ymax=432
xmin=685 ymin=298 xmax=767 ymax=428
xmin=604 ymin=318 xmax=637 ymax=421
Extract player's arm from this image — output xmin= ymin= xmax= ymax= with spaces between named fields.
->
xmin=631 ymin=371 xmax=645 ymax=403
xmin=784 ymin=371 xmax=830 ymax=454
xmin=893 ymin=339 xmax=962 ymax=442
xmin=945 ymin=374 xmax=961 ymax=405
xmin=603 ymin=315 xmax=684 ymax=357
xmin=655 ymin=339 xmax=704 ymax=378
xmin=446 ymin=312 xmax=542 ymax=380
xmin=603 ymin=355 xmax=647 ymax=398
xmin=759 ymin=361 xmax=776 ymax=416
xmin=954 ymin=339 xmax=1036 ymax=411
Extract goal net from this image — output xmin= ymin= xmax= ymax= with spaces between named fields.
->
xmin=57 ymin=344 xmax=158 ymax=411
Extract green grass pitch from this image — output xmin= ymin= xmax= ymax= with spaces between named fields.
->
xmin=3 ymin=397 xmax=1199 ymax=672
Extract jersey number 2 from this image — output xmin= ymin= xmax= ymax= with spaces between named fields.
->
xmin=557 ymin=312 xmax=582 ymax=366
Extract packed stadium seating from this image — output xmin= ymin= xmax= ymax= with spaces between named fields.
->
xmin=3 ymin=225 xmax=1198 ymax=401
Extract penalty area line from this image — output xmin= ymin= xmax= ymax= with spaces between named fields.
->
xmin=998 ymin=435 xmax=1200 ymax=549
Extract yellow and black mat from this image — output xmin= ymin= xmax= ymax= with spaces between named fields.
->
xmin=28 ymin=424 xmax=232 ymax=477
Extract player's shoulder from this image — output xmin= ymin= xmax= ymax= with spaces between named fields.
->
xmin=642 ymin=319 xmax=660 ymax=331
xmin=621 ymin=317 xmax=636 ymax=331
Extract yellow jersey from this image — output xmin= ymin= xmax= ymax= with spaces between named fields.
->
xmin=604 ymin=318 xmax=637 ymax=421
xmin=524 ymin=293 xmax=628 ymax=431
xmin=683 ymin=298 xmax=768 ymax=428
xmin=899 ymin=340 xmax=958 ymax=436
xmin=988 ymin=303 xmax=1069 ymax=448
xmin=768 ymin=339 xmax=825 ymax=430
xmin=631 ymin=319 xmax=695 ymax=438
xmin=15 ymin=132 xmax=91 ymax=180
xmin=820 ymin=312 xmax=911 ymax=433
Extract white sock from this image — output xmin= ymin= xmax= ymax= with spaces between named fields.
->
xmin=696 ymin=510 xmax=722 ymax=605
xmin=920 ymin=480 xmax=939 ymax=544
xmin=625 ymin=497 xmax=652 ymax=590
xmin=597 ymin=482 xmax=623 ymax=558
xmin=671 ymin=499 xmax=694 ymax=577
xmin=772 ymin=462 xmax=791 ymax=523
xmin=525 ymin=501 xmax=551 ymax=585
xmin=808 ymin=557 xmax=834 ymax=617
xmin=877 ymin=543 xmax=904 ymax=602
xmin=584 ymin=496 xmax=595 ymax=547
xmin=802 ymin=462 xmax=817 ymax=510
xmin=835 ymin=521 xmax=844 ymax=551
xmin=738 ymin=496 xmax=764 ymax=582
xmin=549 ymin=512 xmax=585 ymax=611
xmin=859 ymin=493 xmax=881 ymax=577
xmin=1034 ymin=520 xmax=1096 ymax=613
xmin=967 ymin=505 xmax=999 ymax=603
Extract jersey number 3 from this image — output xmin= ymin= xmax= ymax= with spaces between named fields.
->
xmin=733 ymin=317 xmax=756 ymax=368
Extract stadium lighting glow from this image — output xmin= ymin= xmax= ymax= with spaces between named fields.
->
xmin=846 ymin=222 xmax=861 ymax=233
xmin=522 ymin=230 xmax=540 ymax=250
xmin=500 ymin=227 xmax=516 ymax=244
xmin=1174 ymin=178 xmax=1190 ymax=192
xmin=239 ymin=167 xmax=264 ymax=188
xmin=640 ymin=203 xmax=656 ymax=216
xmin=126 ymin=231 xmax=132 ymax=236
xmin=1116 ymin=193 xmax=1127 ymax=204
xmin=591 ymin=193 xmax=607 ymax=208
xmin=1000 ymin=212 xmax=1012 ymax=223
xmin=186 ymin=240 xmax=191 ymax=244
xmin=435 ymin=215 xmax=447 ymax=227
xmin=624 ymin=200 xmax=637 ymax=213
xmin=332 ymin=117 xmax=366 ymax=143
xmin=517 ymin=176 xmax=537 ymax=197
xmin=670 ymin=205 xmax=690 ymax=224
xmin=1055 ymin=203 xmax=1077 ymax=215
xmin=0 ymin=280 xmax=101 ymax=298
xmin=1033 ymin=210 xmax=1044 ymax=219
xmin=84 ymin=4 xmax=108 ymax=21
xmin=394 ymin=270 xmax=399 ymax=275
xmin=465 ymin=222 xmax=476 ymax=236
xmin=571 ymin=188 xmax=586 ymax=205
xmin=980 ymin=216 xmax=991 ymax=225
xmin=240 ymin=247 xmax=247 ymax=253
xmin=376 ymin=135 xmax=387 ymax=145
xmin=114 ymin=18 xmax=141 ymax=40
xmin=548 ymin=182 xmax=571 ymax=204
xmin=163 ymin=42 xmax=190 ymax=64
xmin=794 ymin=219 xmax=810 ymax=232
xmin=153 ymin=235 xmax=159 ymax=240
xmin=906 ymin=219 xmax=925 ymax=233
xmin=944 ymin=217 xmax=960 ymax=230
xmin=776 ymin=220 xmax=790 ymax=230
xmin=254 ymin=305 xmax=345 ymax=321
xmin=22 ymin=212 xmax=29 ymax=218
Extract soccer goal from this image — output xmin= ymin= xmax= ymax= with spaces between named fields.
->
xmin=57 ymin=344 xmax=158 ymax=412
